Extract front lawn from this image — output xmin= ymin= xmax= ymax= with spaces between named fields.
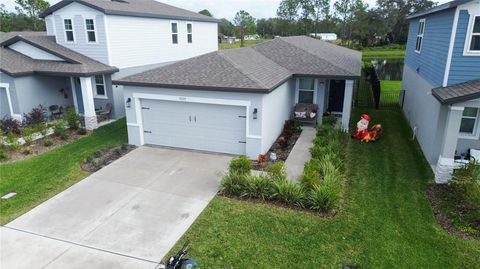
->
xmin=380 ymin=80 xmax=402 ymax=91
xmin=0 ymin=119 xmax=127 ymax=224
xmin=167 ymin=109 xmax=480 ymax=268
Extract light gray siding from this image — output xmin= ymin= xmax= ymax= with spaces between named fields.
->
xmin=91 ymin=74 xmax=124 ymax=119
xmin=402 ymin=65 xmax=444 ymax=163
xmin=14 ymin=75 xmax=73 ymax=116
xmin=0 ymin=87 xmax=10 ymax=119
xmin=0 ymin=73 xmax=20 ymax=115
xmin=261 ymin=79 xmax=295 ymax=153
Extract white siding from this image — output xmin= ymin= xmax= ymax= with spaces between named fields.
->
xmin=261 ymin=79 xmax=295 ymax=153
xmin=106 ymin=15 xmax=218 ymax=68
xmin=9 ymin=41 xmax=64 ymax=61
xmin=52 ymin=2 xmax=109 ymax=64
xmin=45 ymin=15 xmax=55 ymax=36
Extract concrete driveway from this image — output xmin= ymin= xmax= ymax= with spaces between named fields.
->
xmin=1 ymin=147 xmax=231 ymax=269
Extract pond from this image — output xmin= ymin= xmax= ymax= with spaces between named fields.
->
xmin=370 ymin=58 xmax=405 ymax=81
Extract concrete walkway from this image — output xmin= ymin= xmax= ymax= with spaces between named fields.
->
xmin=1 ymin=147 xmax=231 ymax=269
xmin=285 ymin=127 xmax=316 ymax=182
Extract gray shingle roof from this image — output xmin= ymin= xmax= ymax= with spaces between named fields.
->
xmin=432 ymin=79 xmax=480 ymax=104
xmin=0 ymin=32 xmax=118 ymax=77
xmin=114 ymin=36 xmax=362 ymax=93
xmin=40 ymin=0 xmax=218 ymax=23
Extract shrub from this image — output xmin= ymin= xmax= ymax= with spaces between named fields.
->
xmin=93 ymin=150 xmax=103 ymax=158
xmin=43 ymin=140 xmax=54 ymax=147
xmin=53 ymin=120 xmax=67 ymax=137
xmin=64 ymin=107 xmax=81 ymax=130
xmin=0 ymin=149 xmax=8 ymax=161
xmin=301 ymin=159 xmax=322 ymax=189
xmin=220 ymin=171 xmax=250 ymax=197
xmin=22 ymin=148 xmax=32 ymax=155
xmin=308 ymin=182 xmax=340 ymax=212
xmin=76 ymin=128 xmax=87 ymax=135
xmin=229 ymin=155 xmax=252 ymax=176
xmin=35 ymin=123 xmax=49 ymax=137
xmin=293 ymin=122 xmax=302 ymax=134
xmin=6 ymin=133 xmax=20 ymax=150
xmin=113 ymin=148 xmax=122 ymax=156
xmin=0 ymin=117 xmax=22 ymax=135
xmin=121 ymin=143 xmax=129 ymax=151
xmin=23 ymin=105 xmax=46 ymax=127
xmin=248 ymin=174 xmax=275 ymax=200
xmin=452 ymin=163 xmax=480 ymax=207
xmin=322 ymin=115 xmax=337 ymax=127
xmin=267 ymin=161 xmax=287 ymax=181
xmin=22 ymin=127 xmax=37 ymax=146
xmin=273 ymin=180 xmax=306 ymax=208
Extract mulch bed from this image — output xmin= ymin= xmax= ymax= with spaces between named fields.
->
xmin=252 ymin=131 xmax=302 ymax=171
xmin=81 ymin=145 xmax=136 ymax=172
xmin=427 ymin=184 xmax=479 ymax=241
xmin=1 ymin=129 xmax=88 ymax=163
xmin=219 ymin=194 xmax=337 ymax=218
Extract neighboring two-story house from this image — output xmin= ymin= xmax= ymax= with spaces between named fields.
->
xmin=0 ymin=0 xmax=218 ymax=129
xmin=402 ymin=0 xmax=480 ymax=183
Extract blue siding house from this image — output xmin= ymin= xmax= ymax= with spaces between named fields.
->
xmin=402 ymin=0 xmax=480 ymax=183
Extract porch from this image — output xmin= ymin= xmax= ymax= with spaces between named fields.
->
xmin=293 ymin=77 xmax=354 ymax=130
xmin=432 ymin=80 xmax=480 ymax=183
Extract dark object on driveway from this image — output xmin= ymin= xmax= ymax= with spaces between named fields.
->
xmin=157 ymin=243 xmax=197 ymax=269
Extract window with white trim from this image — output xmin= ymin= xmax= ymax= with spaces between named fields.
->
xmin=297 ymin=78 xmax=316 ymax=104
xmin=94 ymin=75 xmax=106 ymax=97
xmin=415 ymin=19 xmax=425 ymax=53
xmin=171 ymin=22 xmax=178 ymax=44
xmin=187 ymin=23 xmax=193 ymax=43
xmin=468 ymin=16 xmax=480 ymax=52
xmin=64 ymin=19 xmax=74 ymax=42
xmin=459 ymin=107 xmax=479 ymax=136
xmin=85 ymin=19 xmax=96 ymax=42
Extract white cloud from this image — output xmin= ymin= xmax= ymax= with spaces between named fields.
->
xmin=3 ymin=0 xmax=451 ymax=20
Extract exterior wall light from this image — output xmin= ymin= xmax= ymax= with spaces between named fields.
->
xmin=253 ymin=108 xmax=258 ymax=119
xmin=126 ymin=97 xmax=131 ymax=108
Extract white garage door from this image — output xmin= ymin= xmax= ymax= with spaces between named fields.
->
xmin=141 ymin=99 xmax=247 ymax=155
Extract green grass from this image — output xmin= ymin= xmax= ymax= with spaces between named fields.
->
xmin=0 ymin=119 xmax=127 ymax=224
xmin=167 ymin=109 xmax=480 ymax=268
xmin=362 ymin=50 xmax=405 ymax=59
xmin=381 ymin=80 xmax=402 ymax=91
xmin=219 ymin=39 xmax=269 ymax=50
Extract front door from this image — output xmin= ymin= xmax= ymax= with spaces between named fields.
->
xmin=328 ymin=80 xmax=345 ymax=113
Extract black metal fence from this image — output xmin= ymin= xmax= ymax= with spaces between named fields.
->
xmin=355 ymin=64 xmax=403 ymax=109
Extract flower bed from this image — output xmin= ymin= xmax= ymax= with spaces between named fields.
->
xmin=219 ymin=116 xmax=348 ymax=213
xmin=253 ymin=120 xmax=302 ymax=171
xmin=81 ymin=144 xmax=136 ymax=172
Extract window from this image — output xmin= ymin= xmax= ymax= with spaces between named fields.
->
xmin=171 ymin=22 xmax=178 ymax=44
xmin=64 ymin=19 xmax=74 ymax=42
xmin=468 ymin=16 xmax=480 ymax=52
xmin=94 ymin=75 xmax=106 ymax=97
xmin=460 ymin=107 xmax=479 ymax=135
xmin=297 ymin=78 xmax=316 ymax=104
xmin=85 ymin=19 xmax=96 ymax=42
xmin=415 ymin=19 xmax=425 ymax=53
xmin=187 ymin=23 xmax=193 ymax=43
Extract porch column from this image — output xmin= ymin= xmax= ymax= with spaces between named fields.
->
xmin=341 ymin=80 xmax=354 ymax=130
xmin=80 ymin=76 xmax=98 ymax=130
xmin=434 ymin=106 xmax=464 ymax=183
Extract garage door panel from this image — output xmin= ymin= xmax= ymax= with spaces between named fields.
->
xmin=141 ymin=100 xmax=246 ymax=155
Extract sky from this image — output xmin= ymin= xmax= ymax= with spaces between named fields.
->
xmin=3 ymin=0 xmax=451 ymax=20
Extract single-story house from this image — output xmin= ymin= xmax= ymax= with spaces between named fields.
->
xmin=114 ymin=36 xmax=361 ymax=159
xmin=0 ymin=32 xmax=119 ymax=129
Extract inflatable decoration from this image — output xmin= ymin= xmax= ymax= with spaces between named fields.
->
xmin=352 ymin=114 xmax=383 ymax=142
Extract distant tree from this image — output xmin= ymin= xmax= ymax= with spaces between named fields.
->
xmin=219 ymin=18 xmax=235 ymax=36
xmin=277 ymin=0 xmax=300 ymax=35
xmin=350 ymin=0 xmax=370 ymax=47
xmin=376 ymin=0 xmax=436 ymax=44
xmin=198 ymin=9 xmax=213 ymax=17
xmin=333 ymin=0 xmax=356 ymax=44
xmin=15 ymin=0 xmax=49 ymax=30
xmin=1 ymin=3 xmax=42 ymax=32
xmin=233 ymin=10 xmax=256 ymax=47
xmin=312 ymin=0 xmax=330 ymax=37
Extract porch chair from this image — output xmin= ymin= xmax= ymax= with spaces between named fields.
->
xmin=96 ymin=103 xmax=112 ymax=122
xmin=293 ymin=103 xmax=318 ymax=127
xmin=49 ymin=105 xmax=64 ymax=119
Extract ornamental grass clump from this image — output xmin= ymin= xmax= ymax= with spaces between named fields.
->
xmin=267 ymin=161 xmax=287 ymax=181
xmin=273 ymin=180 xmax=306 ymax=208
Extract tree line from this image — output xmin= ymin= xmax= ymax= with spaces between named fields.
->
xmin=214 ymin=0 xmax=436 ymax=48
